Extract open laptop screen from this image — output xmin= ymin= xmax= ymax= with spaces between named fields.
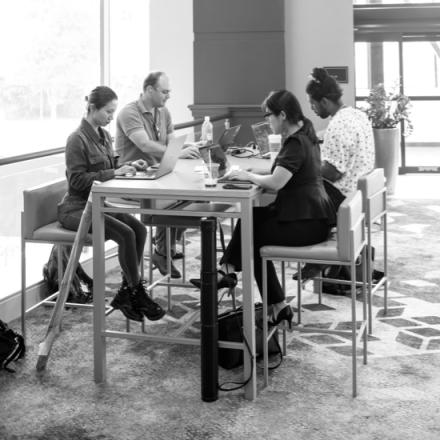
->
xmin=199 ymin=144 xmax=229 ymax=177
xmin=251 ymin=121 xmax=272 ymax=155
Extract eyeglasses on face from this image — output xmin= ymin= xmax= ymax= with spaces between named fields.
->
xmin=154 ymin=87 xmax=171 ymax=96
xmin=264 ymin=112 xmax=274 ymax=118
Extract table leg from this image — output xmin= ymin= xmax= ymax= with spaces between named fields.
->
xmin=240 ymin=199 xmax=257 ymax=400
xmin=93 ymin=192 xmax=107 ymax=383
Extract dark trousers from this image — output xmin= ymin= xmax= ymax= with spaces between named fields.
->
xmin=220 ymin=206 xmax=330 ymax=305
xmin=59 ymin=208 xmax=147 ymax=286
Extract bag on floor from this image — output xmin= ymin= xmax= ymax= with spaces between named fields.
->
xmin=43 ymin=244 xmax=93 ymax=304
xmin=322 ymin=247 xmax=378 ymax=296
xmin=218 ymin=303 xmax=281 ymax=370
xmin=0 ymin=320 xmax=25 ymax=373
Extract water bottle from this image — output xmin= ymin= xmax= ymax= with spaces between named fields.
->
xmin=201 ymin=116 xmax=213 ymax=144
xmin=224 ymin=118 xmax=230 ymax=130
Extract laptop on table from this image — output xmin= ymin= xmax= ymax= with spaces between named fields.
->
xmin=198 ymin=143 xmax=252 ymax=185
xmin=192 ymin=124 xmax=242 ymax=151
xmin=217 ymin=124 xmax=241 ymax=151
xmin=115 ymin=134 xmax=186 ymax=180
xmin=251 ymin=121 xmax=272 ymax=158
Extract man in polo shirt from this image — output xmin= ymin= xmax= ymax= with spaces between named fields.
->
xmin=116 ymin=71 xmax=199 ymax=278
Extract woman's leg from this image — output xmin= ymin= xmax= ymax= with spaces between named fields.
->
xmin=104 ymin=214 xmax=141 ymax=287
xmin=111 ymin=212 xmax=147 ymax=267
xmin=253 ymin=213 xmax=330 ymax=305
xmin=219 ymin=219 xmax=243 ymax=271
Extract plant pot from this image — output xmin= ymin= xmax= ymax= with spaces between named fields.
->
xmin=373 ymin=127 xmax=400 ymax=195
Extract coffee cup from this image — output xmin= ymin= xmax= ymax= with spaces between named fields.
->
xmin=268 ymin=134 xmax=282 ymax=161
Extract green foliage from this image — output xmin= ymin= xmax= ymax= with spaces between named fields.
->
xmin=364 ymin=83 xmax=413 ymax=134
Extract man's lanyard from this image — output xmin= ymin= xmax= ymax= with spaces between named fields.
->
xmin=152 ymin=108 xmax=160 ymax=141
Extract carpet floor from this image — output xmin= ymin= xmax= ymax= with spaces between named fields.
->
xmin=1 ymin=198 xmax=440 ymax=440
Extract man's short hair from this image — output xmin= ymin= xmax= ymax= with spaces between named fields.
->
xmin=143 ymin=71 xmax=165 ymax=91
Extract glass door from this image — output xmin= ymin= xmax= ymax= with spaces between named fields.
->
xmin=355 ymin=38 xmax=440 ymax=173
xmin=402 ymin=39 xmax=440 ymax=172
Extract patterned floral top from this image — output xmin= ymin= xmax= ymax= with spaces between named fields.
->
xmin=321 ymin=106 xmax=375 ymax=196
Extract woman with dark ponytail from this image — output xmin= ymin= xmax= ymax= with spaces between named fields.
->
xmin=191 ymin=90 xmax=335 ymax=327
xmin=57 ymin=86 xmax=165 ymax=322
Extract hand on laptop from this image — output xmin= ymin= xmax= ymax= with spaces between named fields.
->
xmin=180 ymin=144 xmax=201 ymax=159
xmin=115 ymin=164 xmax=137 ymax=176
xmin=224 ymin=167 xmax=250 ymax=182
xmin=132 ymin=159 xmax=148 ymax=171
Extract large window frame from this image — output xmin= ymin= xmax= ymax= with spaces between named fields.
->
xmin=354 ymin=3 xmax=440 ymax=173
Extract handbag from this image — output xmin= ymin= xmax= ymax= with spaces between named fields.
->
xmin=217 ymin=303 xmax=281 ymax=370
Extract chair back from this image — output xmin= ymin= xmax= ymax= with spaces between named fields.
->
xmin=337 ymin=190 xmax=364 ymax=261
xmin=22 ymin=178 xmax=67 ymax=240
xmin=357 ymin=168 xmax=386 ymax=221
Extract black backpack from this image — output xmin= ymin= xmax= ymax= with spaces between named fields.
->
xmin=0 ymin=320 xmax=25 ymax=373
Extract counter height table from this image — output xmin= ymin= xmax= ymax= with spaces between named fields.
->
xmin=92 ymin=157 xmax=271 ymax=400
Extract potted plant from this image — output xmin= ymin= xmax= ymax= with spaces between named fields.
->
xmin=363 ymin=83 xmax=412 ymax=194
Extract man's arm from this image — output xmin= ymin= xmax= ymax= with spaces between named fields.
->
xmin=129 ymin=130 xmax=166 ymax=160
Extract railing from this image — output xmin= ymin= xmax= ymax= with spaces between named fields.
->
xmin=0 ymin=113 xmax=231 ymax=167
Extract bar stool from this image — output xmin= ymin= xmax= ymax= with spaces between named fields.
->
xmin=20 ymin=179 xmax=121 ymax=341
xmin=357 ymin=168 xmax=388 ymax=333
xmin=309 ymin=169 xmax=388 ymax=334
xmin=143 ymin=201 xmax=237 ymax=310
xmin=260 ymin=190 xmax=368 ymax=397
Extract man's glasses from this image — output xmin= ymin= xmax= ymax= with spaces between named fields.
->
xmin=264 ymin=112 xmax=273 ymax=119
xmin=154 ymin=87 xmax=171 ymax=96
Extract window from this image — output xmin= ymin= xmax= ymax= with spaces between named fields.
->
xmin=0 ymin=0 xmax=151 ymax=301
xmin=0 ymin=0 xmax=100 ymax=159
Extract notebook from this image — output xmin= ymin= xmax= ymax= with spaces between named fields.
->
xmin=115 ymin=134 xmax=186 ymax=180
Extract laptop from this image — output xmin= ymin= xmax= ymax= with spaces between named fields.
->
xmin=192 ymin=125 xmax=242 ymax=151
xmin=251 ymin=121 xmax=272 ymax=157
xmin=115 ymin=134 xmax=186 ymax=180
xmin=217 ymin=124 xmax=241 ymax=151
xmin=199 ymin=144 xmax=252 ymax=184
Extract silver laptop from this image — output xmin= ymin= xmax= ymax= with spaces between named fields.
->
xmin=115 ymin=134 xmax=186 ymax=180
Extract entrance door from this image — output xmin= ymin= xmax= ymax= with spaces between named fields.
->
xmin=355 ymin=38 xmax=440 ymax=173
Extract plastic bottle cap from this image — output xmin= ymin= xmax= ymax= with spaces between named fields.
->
xmin=204 ymin=116 xmax=210 ymax=122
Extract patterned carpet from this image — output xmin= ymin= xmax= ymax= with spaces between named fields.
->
xmin=104 ymin=197 xmax=440 ymax=360
xmin=2 ymin=198 xmax=440 ymax=440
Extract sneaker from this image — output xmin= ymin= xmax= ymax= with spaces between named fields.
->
xmin=132 ymin=281 xmax=166 ymax=321
xmin=110 ymin=281 xmax=143 ymax=322
xmin=152 ymin=251 xmax=181 ymax=279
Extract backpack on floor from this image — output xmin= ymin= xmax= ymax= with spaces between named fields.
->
xmin=43 ymin=244 xmax=93 ymax=304
xmin=0 ymin=320 xmax=25 ymax=373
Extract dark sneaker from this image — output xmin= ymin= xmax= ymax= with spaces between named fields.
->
xmin=152 ymin=252 xmax=181 ymax=279
xmin=132 ymin=281 xmax=166 ymax=321
xmin=110 ymin=282 xmax=143 ymax=322
xmin=172 ymin=251 xmax=184 ymax=260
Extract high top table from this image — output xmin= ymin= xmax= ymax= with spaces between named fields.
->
xmin=91 ymin=156 xmax=271 ymax=401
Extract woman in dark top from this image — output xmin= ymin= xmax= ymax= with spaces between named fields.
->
xmin=191 ymin=90 xmax=335 ymax=327
xmin=58 ymin=86 xmax=165 ymax=322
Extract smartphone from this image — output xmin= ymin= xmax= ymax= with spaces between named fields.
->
xmin=222 ymin=183 xmax=252 ymax=190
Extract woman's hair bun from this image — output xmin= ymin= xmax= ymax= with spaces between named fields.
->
xmin=311 ymin=67 xmax=328 ymax=83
